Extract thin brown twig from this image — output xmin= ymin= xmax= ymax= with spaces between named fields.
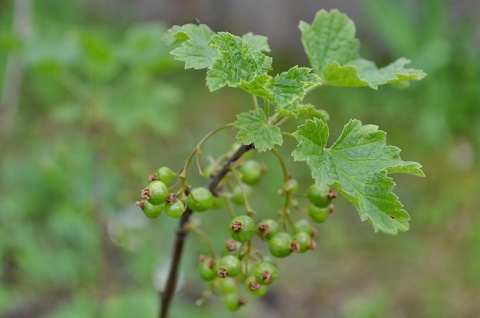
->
xmin=159 ymin=143 xmax=254 ymax=318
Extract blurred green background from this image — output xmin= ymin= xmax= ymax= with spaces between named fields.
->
xmin=1 ymin=0 xmax=479 ymax=317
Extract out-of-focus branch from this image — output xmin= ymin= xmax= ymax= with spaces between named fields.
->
xmin=0 ymin=0 xmax=33 ymax=141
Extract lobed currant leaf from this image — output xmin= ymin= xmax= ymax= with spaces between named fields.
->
xmin=206 ymin=32 xmax=273 ymax=95
xmin=299 ymin=9 xmax=426 ymax=89
xmin=234 ymin=109 xmax=282 ymax=152
xmin=292 ymin=118 xmax=424 ymax=235
xmin=163 ymin=24 xmax=217 ymax=69
xmin=271 ymin=66 xmax=320 ymax=108
xmin=276 ymin=103 xmax=329 ymax=121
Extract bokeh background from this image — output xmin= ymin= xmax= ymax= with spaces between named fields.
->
xmin=1 ymin=0 xmax=479 ymax=317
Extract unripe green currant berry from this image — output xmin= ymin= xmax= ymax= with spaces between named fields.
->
xmin=291 ymin=231 xmax=311 ymax=253
xmin=245 ymin=276 xmax=268 ymax=297
xmin=308 ymin=204 xmax=333 ymax=223
xmin=269 ymin=232 xmax=293 ymax=258
xmin=217 ymin=255 xmax=241 ymax=278
xmin=136 ymin=200 xmax=164 ymax=219
xmin=294 ymin=219 xmax=317 ymax=237
xmin=222 ymin=292 xmax=247 ymax=312
xmin=141 ymin=181 xmax=169 ymax=205
xmin=156 ymin=166 xmax=177 ymax=185
xmin=256 ymin=219 xmax=280 ymax=241
xmin=231 ymin=184 xmax=253 ymax=205
xmin=254 ymin=261 xmax=278 ymax=285
xmin=164 ymin=200 xmax=185 ymax=218
xmin=228 ymin=215 xmax=256 ymax=242
xmin=239 ymin=160 xmax=262 ymax=185
xmin=217 ymin=277 xmax=238 ymax=295
xmin=224 ymin=239 xmax=241 ymax=255
xmin=307 ymin=184 xmax=332 ymax=208
xmin=198 ymin=257 xmax=217 ymax=281
xmin=187 ymin=187 xmax=213 ymax=212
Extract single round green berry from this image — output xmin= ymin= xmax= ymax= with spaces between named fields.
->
xmin=217 ymin=255 xmax=242 ymax=278
xmin=254 ymin=261 xmax=278 ymax=285
xmin=256 ymin=219 xmax=280 ymax=241
xmin=307 ymin=184 xmax=332 ymax=208
xmin=231 ymin=184 xmax=253 ymax=205
xmin=245 ymin=276 xmax=268 ymax=297
xmin=268 ymin=232 xmax=293 ymax=258
xmin=141 ymin=181 xmax=168 ymax=205
xmin=294 ymin=219 xmax=317 ymax=237
xmin=228 ymin=215 xmax=256 ymax=242
xmin=164 ymin=200 xmax=185 ymax=218
xmin=198 ymin=257 xmax=217 ymax=281
xmin=223 ymin=239 xmax=241 ymax=255
xmin=222 ymin=292 xmax=245 ymax=312
xmin=187 ymin=187 xmax=213 ymax=212
xmin=156 ymin=166 xmax=177 ymax=185
xmin=291 ymin=231 xmax=311 ymax=253
xmin=136 ymin=200 xmax=164 ymax=219
xmin=216 ymin=277 xmax=238 ymax=295
xmin=239 ymin=160 xmax=262 ymax=185
xmin=308 ymin=204 xmax=332 ymax=223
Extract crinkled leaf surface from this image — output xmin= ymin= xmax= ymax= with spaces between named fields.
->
xmin=163 ymin=24 xmax=217 ymax=69
xmin=292 ymin=118 xmax=424 ymax=234
xmin=234 ymin=109 xmax=282 ymax=152
xmin=271 ymin=66 xmax=320 ymax=107
xmin=206 ymin=32 xmax=273 ymax=93
xmin=300 ymin=10 xmax=426 ymax=89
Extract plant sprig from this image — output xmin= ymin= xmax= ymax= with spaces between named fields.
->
xmin=137 ymin=8 xmax=426 ymax=317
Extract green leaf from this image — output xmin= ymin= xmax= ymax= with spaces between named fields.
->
xmin=206 ymin=32 xmax=272 ymax=93
xmin=292 ymin=118 xmax=424 ymax=235
xmin=234 ymin=109 xmax=282 ymax=152
xmin=163 ymin=24 xmax=217 ymax=69
xmin=299 ymin=9 xmax=426 ymax=88
xmin=276 ymin=103 xmax=329 ymax=121
xmin=241 ymin=32 xmax=271 ymax=52
xmin=271 ymin=66 xmax=320 ymax=107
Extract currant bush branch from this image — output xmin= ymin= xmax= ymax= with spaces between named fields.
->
xmin=160 ymin=143 xmax=254 ymax=318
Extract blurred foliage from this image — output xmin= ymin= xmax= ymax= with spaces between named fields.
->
xmin=1 ymin=0 xmax=479 ymax=317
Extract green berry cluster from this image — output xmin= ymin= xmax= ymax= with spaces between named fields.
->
xmin=136 ymin=166 xmax=187 ymax=219
xmin=137 ymin=153 xmax=337 ymax=311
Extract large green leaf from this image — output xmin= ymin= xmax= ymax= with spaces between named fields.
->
xmin=234 ymin=109 xmax=282 ymax=152
xmin=299 ymin=9 xmax=426 ymax=89
xmin=292 ymin=118 xmax=424 ymax=234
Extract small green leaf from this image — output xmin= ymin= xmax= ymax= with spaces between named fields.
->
xmin=271 ymin=66 xmax=320 ymax=107
xmin=276 ymin=103 xmax=329 ymax=121
xmin=241 ymin=32 xmax=271 ymax=52
xmin=299 ymin=9 xmax=426 ymax=88
xmin=292 ymin=118 xmax=424 ymax=235
xmin=163 ymin=24 xmax=217 ymax=69
xmin=234 ymin=109 xmax=282 ymax=152
xmin=206 ymin=32 xmax=272 ymax=93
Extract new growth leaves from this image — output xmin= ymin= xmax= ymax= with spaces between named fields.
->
xmin=293 ymin=119 xmax=424 ymax=235
xmin=163 ymin=10 xmax=426 ymax=234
